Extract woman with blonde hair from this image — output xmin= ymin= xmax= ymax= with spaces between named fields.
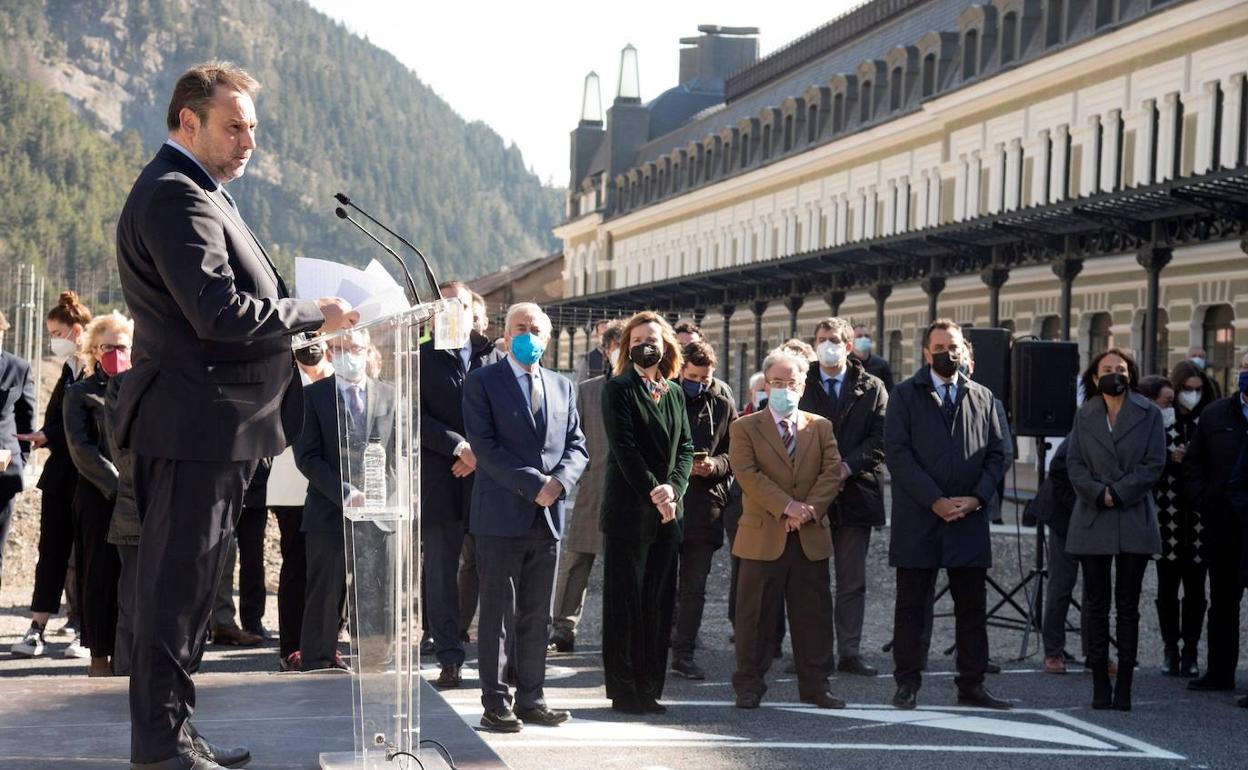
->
xmin=13 ymin=290 xmax=93 ymax=659
xmin=64 ymin=311 xmax=133 ymax=676
xmin=600 ymin=310 xmax=694 ymax=714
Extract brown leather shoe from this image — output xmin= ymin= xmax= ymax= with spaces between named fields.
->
xmin=1044 ymin=656 xmax=1067 ymax=674
xmin=801 ymin=691 xmax=846 ymax=709
xmin=211 ymin=625 xmax=263 ymax=647
xmin=435 ymin=663 xmax=462 ymax=689
xmin=87 ymin=656 xmax=113 ymax=677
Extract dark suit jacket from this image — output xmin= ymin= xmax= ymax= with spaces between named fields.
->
xmin=114 ymin=143 xmax=324 ymax=461
xmin=0 ymin=352 xmax=35 ymax=500
xmin=419 ymin=332 xmax=499 ymax=526
xmin=798 ymin=357 xmax=887 ymax=527
xmin=599 ymin=367 xmax=695 ymax=543
xmin=295 ymin=376 xmax=397 ymax=534
xmin=1182 ymin=394 xmax=1248 ymax=548
xmin=856 ymin=353 xmax=894 ymax=391
xmin=104 ymin=373 xmax=140 ymax=547
xmin=885 ymin=367 xmax=1005 ymax=569
xmin=463 ymin=360 xmax=588 ymax=539
xmin=36 ymin=361 xmax=80 ymax=493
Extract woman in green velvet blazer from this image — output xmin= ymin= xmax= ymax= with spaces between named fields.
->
xmin=599 ymin=311 xmax=694 ymax=715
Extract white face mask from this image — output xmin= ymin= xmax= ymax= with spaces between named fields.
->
xmin=332 ymin=352 xmax=366 ymax=383
xmin=1160 ymin=406 xmax=1176 ymax=428
xmin=608 ymin=348 xmax=620 ymax=367
xmin=50 ymin=337 xmax=78 ymax=358
xmin=1177 ymin=390 xmax=1201 ymax=412
xmin=817 ymin=341 xmax=847 ymax=369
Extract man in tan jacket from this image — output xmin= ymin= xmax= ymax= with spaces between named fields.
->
xmin=730 ymin=349 xmax=845 ymax=710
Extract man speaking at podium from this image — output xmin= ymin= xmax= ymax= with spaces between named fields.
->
xmin=115 ymin=63 xmax=357 ymax=770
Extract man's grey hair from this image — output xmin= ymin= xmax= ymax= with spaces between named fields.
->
xmin=748 ymin=371 xmax=766 ymax=390
xmin=504 ymin=302 xmax=552 ymax=338
xmin=762 ymin=348 xmax=810 ymax=379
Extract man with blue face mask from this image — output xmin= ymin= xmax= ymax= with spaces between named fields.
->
xmin=729 ymin=349 xmax=845 ymax=710
xmin=669 ymin=341 xmax=738 ymax=681
xmin=463 ymin=302 xmax=588 ymax=733
xmin=851 ymin=324 xmax=895 ymax=392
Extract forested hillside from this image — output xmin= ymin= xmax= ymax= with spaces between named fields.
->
xmin=0 ymin=0 xmax=562 ymax=302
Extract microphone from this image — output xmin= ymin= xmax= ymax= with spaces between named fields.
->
xmin=334 ymin=207 xmax=423 ymax=306
xmin=335 ymin=192 xmax=443 ymax=300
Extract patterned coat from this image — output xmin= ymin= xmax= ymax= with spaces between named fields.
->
xmin=1156 ymin=412 xmax=1205 ymax=564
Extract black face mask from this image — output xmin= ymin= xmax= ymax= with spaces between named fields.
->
xmin=1098 ymin=372 xmax=1129 ymax=397
xmin=294 ymin=345 xmax=325 ymax=367
xmin=930 ymin=350 xmax=961 ymax=379
xmin=629 ymin=342 xmax=662 ymax=369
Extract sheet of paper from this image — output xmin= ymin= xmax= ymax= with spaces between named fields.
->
xmin=295 ymin=257 xmax=413 ymax=324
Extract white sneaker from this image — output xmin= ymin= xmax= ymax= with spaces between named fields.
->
xmin=62 ymin=635 xmax=90 ymax=659
xmin=11 ymin=625 xmax=46 ymax=658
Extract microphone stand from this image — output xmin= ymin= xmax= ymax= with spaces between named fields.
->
xmin=334 ymin=207 xmax=423 ymax=307
xmin=335 ymin=193 xmax=443 ymax=301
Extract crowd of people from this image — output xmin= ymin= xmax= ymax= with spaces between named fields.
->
xmin=2 ymin=62 xmax=1248 ymax=770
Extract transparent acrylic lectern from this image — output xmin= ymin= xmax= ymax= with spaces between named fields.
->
xmin=292 ymin=297 xmax=471 ymax=770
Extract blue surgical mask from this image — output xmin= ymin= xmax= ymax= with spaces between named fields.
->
xmin=510 ymin=332 xmax=545 ymax=366
xmin=767 ymin=387 xmax=798 ymax=417
xmin=1238 ymin=370 xmax=1248 ymax=396
xmin=332 ymin=352 xmax=365 ymax=383
xmin=1191 ymin=356 xmax=1206 ymax=371
xmin=682 ymin=379 xmax=706 ymax=399
xmin=853 ymin=336 xmax=872 ymax=355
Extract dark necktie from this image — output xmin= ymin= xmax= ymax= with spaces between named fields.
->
xmin=779 ymin=419 xmax=796 ymax=459
xmin=942 ymin=382 xmax=957 ymax=423
xmin=825 ymin=377 xmax=839 ymax=415
xmin=348 ymin=385 xmax=365 ymax=437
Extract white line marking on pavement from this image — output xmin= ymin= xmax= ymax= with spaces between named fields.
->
xmin=776 ymin=707 xmax=1114 ymax=749
xmin=1043 ymin=710 xmax=1185 ymax=760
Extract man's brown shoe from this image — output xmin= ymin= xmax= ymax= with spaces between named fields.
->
xmin=211 ymin=626 xmax=263 ymax=647
xmin=435 ymin=663 xmax=462 ymax=689
xmin=1044 ymin=656 xmax=1067 ymax=674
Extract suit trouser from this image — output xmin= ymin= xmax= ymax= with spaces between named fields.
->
xmin=552 ymin=549 xmax=596 ymax=637
xmin=672 ymin=539 xmax=719 ymax=659
xmin=831 ymin=524 xmax=871 ymax=660
xmin=272 ymin=506 xmax=307 ymax=659
xmin=602 ymin=525 xmax=680 ymax=705
xmin=1043 ymin=528 xmax=1088 ymax=659
xmin=129 ymin=455 xmax=256 ymax=764
xmin=458 ymin=533 xmax=479 ymax=635
xmin=0 ymin=495 xmax=14 ymax=593
xmin=475 ymin=518 xmax=558 ymax=712
xmin=893 ymin=567 xmax=988 ymax=690
xmin=422 ymin=520 xmax=466 ymax=667
xmin=1204 ymin=542 xmax=1244 ymax=683
xmin=1080 ymin=553 xmax=1149 ymax=673
xmin=726 ymin=518 xmax=785 ymax=646
xmin=301 ymin=529 xmax=347 ymax=670
xmin=734 ymin=533 xmax=833 ymax=699
xmin=211 ymin=504 xmax=268 ymax=632
xmin=30 ymin=485 xmax=78 ymax=618
xmin=114 ymin=544 xmax=139 ymax=676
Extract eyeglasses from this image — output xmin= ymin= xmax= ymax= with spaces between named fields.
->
xmin=336 ymin=344 xmax=368 ymax=356
xmin=766 ymin=379 xmax=799 ymax=389
xmin=98 ymin=343 xmax=129 ymax=353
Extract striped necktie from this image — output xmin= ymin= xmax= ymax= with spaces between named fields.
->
xmin=779 ymin=418 xmax=796 ymax=459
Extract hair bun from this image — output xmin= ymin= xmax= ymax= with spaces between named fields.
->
xmin=58 ymin=291 xmax=80 ymax=307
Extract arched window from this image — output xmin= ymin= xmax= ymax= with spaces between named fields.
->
xmin=1046 ymin=0 xmax=1064 ymax=48
xmin=922 ymin=53 xmax=937 ymax=96
xmin=1002 ymin=13 xmax=1018 ymax=64
xmin=860 ymin=81 xmax=873 ymax=122
xmin=1087 ymin=312 xmax=1113 ymax=357
xmin=808 ymin=104 xmax=819 ymax=142
xmin=888 ymin=330 xmax=903 ymax=375
xmin=1203 ymin=304 xmax=1236 ymax=393
xmin=889 ymin=68 xmax=904 ymax=111
xmin=963 ymin=29 xmax=979 ymax=79
xmin=832 ymin=93 xmax=845 ymax=132
xmin=704 ymin=146 xmax=715 ymax=182
xmin=762 ymin=124 xmax=773 ymax=159
xmin=1095 ymin=0 xmax=1114 ymax=27
xmin=740 ymin=133 xmax=751 ymax=166
xmin=784 ymin=114 xmax=794 ymax=151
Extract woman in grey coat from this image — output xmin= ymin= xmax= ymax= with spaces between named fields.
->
xmin=1066 ymin=349 xmax=1165 ymax=712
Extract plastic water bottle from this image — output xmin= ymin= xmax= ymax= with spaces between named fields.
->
xmin=363 ymin=437 xmax=386 ymax=510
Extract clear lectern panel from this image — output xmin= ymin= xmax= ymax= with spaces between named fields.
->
xmin=292 ymin=299 xmax=463 ymax=769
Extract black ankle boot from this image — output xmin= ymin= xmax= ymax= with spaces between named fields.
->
xmin=1161 ymin=646 xmax=1179 ymax=676
xmin=1112 ymin=661 xmax=1134 ymax=711
xmin=1179 ymin=645 xmax=1199 ymax=678
xmin=1092 ymin=664 xmax=1114 ymax=710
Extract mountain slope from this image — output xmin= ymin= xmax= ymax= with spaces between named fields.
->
xmin=0 ymin=0 xmax=561 ymax=295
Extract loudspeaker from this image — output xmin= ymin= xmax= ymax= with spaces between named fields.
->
xmin=1011 ymin=340 xmax=1080 ymax=437
xmin=964 ymin=327 xmax=1012 ymax=407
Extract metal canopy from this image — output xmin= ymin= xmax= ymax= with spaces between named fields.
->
xmin=548 ymin=167 xmax=1248 ymax=318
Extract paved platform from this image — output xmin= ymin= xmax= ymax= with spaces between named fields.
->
xmin=0 ymin=671 xmax=506 ymax=769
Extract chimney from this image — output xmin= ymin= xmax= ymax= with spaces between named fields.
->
xmin=569 ymin=72 xmax=606 ymax=190
xmin=580 ymin=71 xmax=603 ymax=124
xmin=616 ymin=44 xmax=641 ymax=103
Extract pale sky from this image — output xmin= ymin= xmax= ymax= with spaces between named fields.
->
xmin=304 ymin=0 xmax=859 ymax=187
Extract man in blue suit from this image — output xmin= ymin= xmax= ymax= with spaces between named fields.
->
xmin=463 ymin=302 xmax=588 ymax=733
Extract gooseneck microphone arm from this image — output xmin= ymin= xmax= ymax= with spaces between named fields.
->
xmin=334 ymin=207 xmax=423 ymax=307
xmin=334 ymin=192 xmax=443 ymax=300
